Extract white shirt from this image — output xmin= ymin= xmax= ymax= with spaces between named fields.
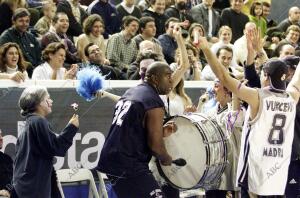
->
xmin=210 ymin=41 xmax=239 ymax=68
xmin=233 ymin=35 xmax=248 ymax=66
xmin=170 ymin=62 xmax=201 ymax=81
xmin=32 ymin=62 xmax=66 ymax=80
xmin=121 ymin=2 xmax=135 ymax=14
xmin=201 ymin=65 xmax=241 ymax=81
xmin=208 ymin=9 xmax=213 ymax=37
xmin=160 ymin=94 xmax=185 ymax=116
xmin=5 ymin=66 xmax=29 ymax=80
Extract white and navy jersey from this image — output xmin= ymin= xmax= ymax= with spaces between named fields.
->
xmin=237 ymin=88 xmax=297 ymax=195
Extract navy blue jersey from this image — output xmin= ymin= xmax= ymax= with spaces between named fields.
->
xmin=98 ymin=83 xmax=164 ymax=177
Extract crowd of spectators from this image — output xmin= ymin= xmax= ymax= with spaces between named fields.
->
xmin=0 ymin=0 xmax=298 ymax=83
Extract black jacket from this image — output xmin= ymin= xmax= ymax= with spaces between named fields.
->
xmin=0 ymin=152 xmax=13 ymax=192
xmin=0 ymin=27 xmax=42 ymax=68
xmin=0 ymin=3 xmax=13 ymax=35
xmin=13 ymin=114 xmax=78 ymax=198
xmin=142 ymin=9 xmax=168 ymax=38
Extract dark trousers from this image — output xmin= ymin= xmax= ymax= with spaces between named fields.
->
xmin=108 ymin=173 xmax=165 ymax=198
xmin=205 ymin=190 xmax=227 ymax=198
xmin=285 ymin=159 xmax=300 ymax=198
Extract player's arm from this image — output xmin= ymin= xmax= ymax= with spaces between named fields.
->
xmin=96 ymin=90 xmax=121 ymax=102
xmin=199 ymin=36 xmax=259 ymax=109
xmin=145 ymin=107 xmax=172 ymax=166
xmin=287 ymin=61 xmax=300 ymax=103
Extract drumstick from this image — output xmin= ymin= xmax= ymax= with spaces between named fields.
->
xmin=172 ymin=158 xmax=187 ymax=166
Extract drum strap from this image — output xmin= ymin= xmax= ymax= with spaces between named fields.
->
xmin=164 ymin=96 xmax=171 ymax=119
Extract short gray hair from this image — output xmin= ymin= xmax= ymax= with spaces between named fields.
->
xmin=19 ymin=86 xmax=48 ymax=117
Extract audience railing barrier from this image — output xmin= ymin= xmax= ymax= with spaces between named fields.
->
xmin=0 ymin=80 xmax=213 ymax=169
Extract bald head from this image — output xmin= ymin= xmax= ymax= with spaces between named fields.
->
xmin=279 ymin=44 xmax=295 ymax=58
xmin=289 ymin=7 xmax=300 ymax=23
xmin=139 ymin=40 xmax=155 ymax=53
xmin=244 ymin=22 xmax=256 ymax=34
xmin=145 ymin=62 xmax=173 ymax=95
xmin=145 ymin=62 xmax=170 ymax=78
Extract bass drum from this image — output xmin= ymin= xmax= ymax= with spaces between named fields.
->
xmin=157 ymin=113 xmax=228 ymax=190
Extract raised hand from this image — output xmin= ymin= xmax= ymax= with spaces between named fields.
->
xmin=173 ymin=23 xmax=182 ymax=40
xmin=251 ymin=27 xmax=264 ymax=53
xmin=198 ymin=35 xmax=210 ymax=50
xmin=65 ymin=64 xmax=78 ymax=79
xmin=246 ymin=30 xmax=256 ymax=65
xmin=69 ymin=114 xmax=79 ymax=128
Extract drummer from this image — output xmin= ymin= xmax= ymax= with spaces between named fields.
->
xmin=96 ymin=23 xmax=190 ymax=198
xmin=97 ymin=62 xmax=178 ymax=198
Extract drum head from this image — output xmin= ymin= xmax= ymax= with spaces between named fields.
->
xmin=157 ymin=116 xmax=207 ymax=189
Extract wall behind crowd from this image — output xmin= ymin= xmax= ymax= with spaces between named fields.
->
xmin=270 ymin=0 xmax=300 ymax=23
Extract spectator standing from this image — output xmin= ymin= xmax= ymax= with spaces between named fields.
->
xmin=190 ymin=0 xmax=221 ymax=42
xmin=262 ymin=1 xmax=277 ymax=28
xmin=220 ymin=0 xmax=249 ymax=43
xmin=164 ymin=0 xmax=194 ymax=37
xmin=12 ymin=86 xmax=79 ymax=198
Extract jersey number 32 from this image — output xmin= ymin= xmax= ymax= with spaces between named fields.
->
xmin=112 ymin=100 xmax=132 ymax=126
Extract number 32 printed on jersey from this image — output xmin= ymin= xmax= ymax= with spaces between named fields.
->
xmin=112 ymin=100 xmax=132 ymax=126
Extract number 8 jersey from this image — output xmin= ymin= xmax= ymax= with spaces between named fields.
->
xmin=237 ymin=88 xmax=297 ymax=195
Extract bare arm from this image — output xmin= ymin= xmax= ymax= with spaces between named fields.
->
xmin=191 ymin=57 xmax=202 ymax=80
xmin=199 ymin=36 xmax=259 ymax=118
xmin=287 ymin=61 xmax=300 ymax=103
xmin=146 ymin=107 xmax=172 ymax=165
xmin=171 ymin=24 xmax=190 ymax=88
xmin=96 ymin=90 xmax=121 ymax=103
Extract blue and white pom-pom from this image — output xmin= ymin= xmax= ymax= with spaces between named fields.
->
xmin=76 ymin=67 xmax=106 ymax=101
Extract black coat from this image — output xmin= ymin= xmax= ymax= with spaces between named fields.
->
xmin=13 ymin=114 xmax=78 ymax=198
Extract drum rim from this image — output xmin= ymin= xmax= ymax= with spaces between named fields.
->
xmin=158 ymin=113 xmax=228 ymax=190
xmin=155 ymin=159 xmax=203 ymax=190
